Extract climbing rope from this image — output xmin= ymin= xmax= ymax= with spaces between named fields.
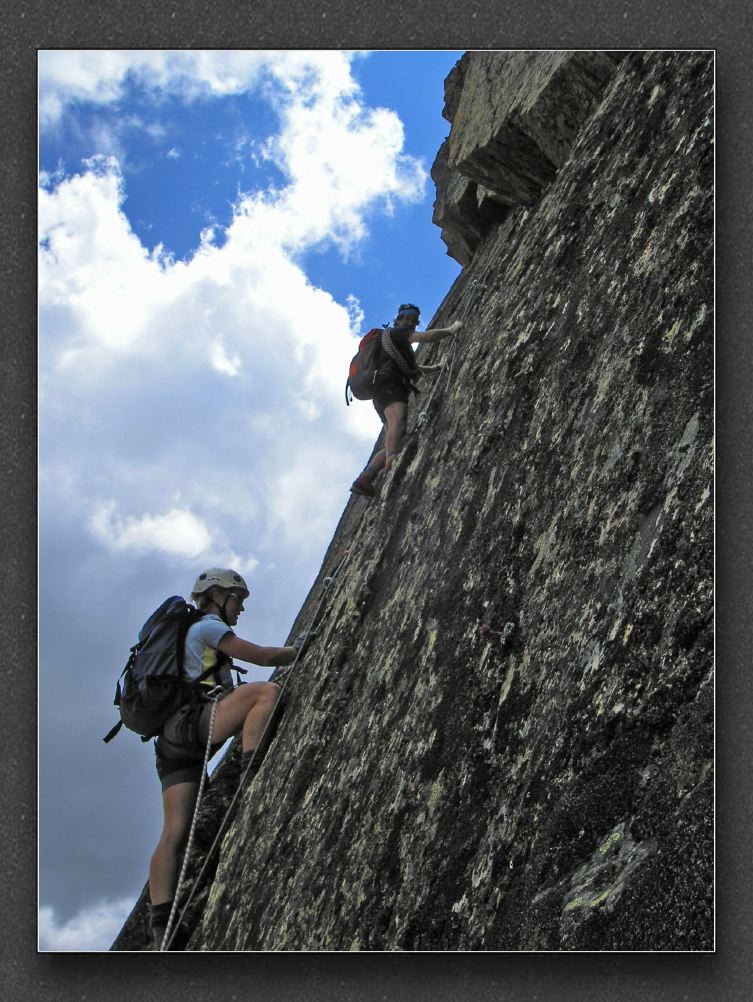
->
xmin=161 ymin=546 xmax=353 ymax=950
xmin=160 ymin=687 xmax=222 ymax=951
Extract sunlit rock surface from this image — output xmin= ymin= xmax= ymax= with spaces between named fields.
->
xmin=433 ymin=51 xmax=623 ymax=263
xmin=113 ymin=50 xmax=713 ymax=952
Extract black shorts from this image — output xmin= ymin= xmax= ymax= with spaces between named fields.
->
xmin=372 ymin=377 xmax=410 ymax=422
xmin=154 ymin=698 xmax=225 ymax=792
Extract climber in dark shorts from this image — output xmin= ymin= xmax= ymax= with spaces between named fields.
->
xmin=147 ymin=567 xmax=309 ymax=948
xmin=350 ymin=303 xmax=463 ymax=499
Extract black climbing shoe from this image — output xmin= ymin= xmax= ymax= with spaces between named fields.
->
xmin=350 ymin=473 xmax=376 ymax=499
xmin=150 ymin=921 xmax=191 ymax=951
xmin=148 ymin=925 xmax=167 ymax=951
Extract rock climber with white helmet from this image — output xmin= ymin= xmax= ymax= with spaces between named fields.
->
xmin=147 ymin=567 xmax=306 ymax=948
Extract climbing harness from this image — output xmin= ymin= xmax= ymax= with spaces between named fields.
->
xmin=161 ymin=547 xmax=352 ymax=950
xmin=160 ymin=685 xmax=223 ymax=951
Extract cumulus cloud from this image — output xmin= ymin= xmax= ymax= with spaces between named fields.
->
xmin=39 ymin=898 xmax=135 ymax=951
xmin=90 ymin=501 xmax=215 ymax=558
xmin=39 ymin=51 xmax=421 ymax=577
xmin=345 ymin=293 xmax=365 ymax=333
xmin=38 ymin=50 xmax=370 ymax=127
xmin=38 ymin=49 xmax=443 ymax=941
xmin=38 ymin=50 xmax=269 ymax=125
xmin=39 ymin=158 xmax=167 ymax=366
xmin=257 ymin=59 xmax=426 ymax=255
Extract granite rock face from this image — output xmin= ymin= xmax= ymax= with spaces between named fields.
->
xmin=113 ymin=50 xmax=713 ymax=951
xmin=430 ymin=139 xmax=493 ymax=268
xmin=433 ymin=51 xmax=622 ymax=264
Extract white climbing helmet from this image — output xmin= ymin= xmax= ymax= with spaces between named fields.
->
xmin=191 ymin=567 xmax=249 ymax=596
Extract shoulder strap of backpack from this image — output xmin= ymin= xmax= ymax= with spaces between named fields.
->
xmin=103 ymin=719 xmax=124 ymax=743
xmin=175 ymin=606 xmax=206 ymax=679
xmin=193 ymin=637 xmax=246 ymax=685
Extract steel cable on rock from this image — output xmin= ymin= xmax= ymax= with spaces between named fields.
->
xmin=416 ymin=246 xmax=499 ymax=430
xmin=161 ymin=546 xmax=352 ymax=950
xmin=163 ymin=242 xmax=499 ymax=949
xmin=160 ymin=689 xmax=222 ymax=951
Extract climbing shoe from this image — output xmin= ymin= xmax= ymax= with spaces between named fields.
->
xmin=150 ymin=923 xmax=191 ymax=951
xmin=148 ymin=925 xmax=167 ymax=951
xmin=148 ymin=900 xmax=173 ymax=950
xmin=241 ymin=749 xmax=264 ymax=786
xmin=350 ymin=473 xmax=376 ymax=499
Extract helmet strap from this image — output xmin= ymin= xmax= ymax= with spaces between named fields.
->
xmin=219 ymin=592 xmax=232 ymax=626
xmin=205 ymin=587 xmax=232 ymax=625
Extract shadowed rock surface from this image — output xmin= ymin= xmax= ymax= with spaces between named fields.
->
xmin=113 ymin=50 xmax=713 ymax=952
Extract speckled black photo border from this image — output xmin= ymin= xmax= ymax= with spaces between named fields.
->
xmin=7 ymin=0 xmax=749 ymax=997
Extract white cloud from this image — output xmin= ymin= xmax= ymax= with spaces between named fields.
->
xmin=39 ymin=898 xmax=135 ymax=951
xmin=345 ymin=293 xmax=365 ymax=335
xmin=209 ymin=339 xmax=242 ymax=377
xmin=39 ymin=51 xmax=411 ymax=607
xmin=91 ymin=501 xmax=215 ymax=558
xmin=39 ymin=158 xmax=169 ymax=367
xmin=38 ymin=50 xmax=271 ymax=125
xmin=216 ymin=552 xmax=260 ymax=577
xmin=256 ymin=59 xmax=426 ymax=255
xmin=38 ymin=50 xmax=370 ymax=127
xmin=39 ymin=50 xmax=410 ymax=600
xmin=268 ymin=441 xmax=357 ymax=550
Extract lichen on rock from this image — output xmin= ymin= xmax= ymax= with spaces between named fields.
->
xmin=113 ymin=49 xmax=713 ymax=953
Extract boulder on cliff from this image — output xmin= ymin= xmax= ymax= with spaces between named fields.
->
xmin=433 ymin=51 xmax=623 ymax=264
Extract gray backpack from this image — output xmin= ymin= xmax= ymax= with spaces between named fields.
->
xmin=103 ymin=596 xmax=239 ymax=743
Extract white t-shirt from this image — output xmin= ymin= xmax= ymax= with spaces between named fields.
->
xmin=184 ymin=613 xmax=235 ymax=689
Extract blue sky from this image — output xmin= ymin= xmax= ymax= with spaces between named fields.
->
xmin=38 ymin=49 xmax=462 ymax=951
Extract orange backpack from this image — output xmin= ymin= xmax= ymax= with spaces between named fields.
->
xmin=345 ymin=328 xmax=417 ymax=405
